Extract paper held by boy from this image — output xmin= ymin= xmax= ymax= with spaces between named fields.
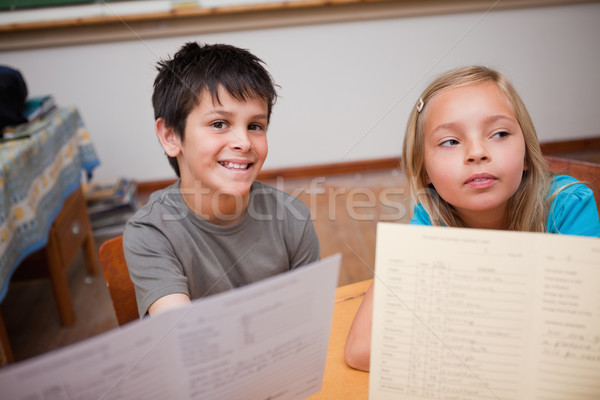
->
xmin=370 ymin=223 xmax=600 ymax=400
xmin=0 ymin=254 xmax=341 ymax=400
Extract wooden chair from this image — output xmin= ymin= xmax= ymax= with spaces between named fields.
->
xmin=98 ymin=236 xmax=139 ymax=326
xmin=544 ymin=155 xmax=600 ymax=212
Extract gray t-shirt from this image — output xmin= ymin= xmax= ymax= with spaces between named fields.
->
xmin=123 ymin=181 xmax=320 ymax=316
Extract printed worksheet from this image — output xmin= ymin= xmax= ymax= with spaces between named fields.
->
xmin=369 ymin=223 xmax=600 ymax=400
xmin=1 ymin=254 xmax=341 ymax=400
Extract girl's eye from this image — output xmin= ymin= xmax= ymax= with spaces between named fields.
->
xmin=440 ymin=138 xmax=459 ymax=147
xmin=492 ymin=130 xmax=509 ymax=139
xmin=211 ymin=121 xmax=228 ymax=129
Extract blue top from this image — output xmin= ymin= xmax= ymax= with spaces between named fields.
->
xmin=410 ymin=175 xmax=600 ymax=237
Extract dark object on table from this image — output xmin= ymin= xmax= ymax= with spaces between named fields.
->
xmin=0 ymin=66 xmax=28 ymax=136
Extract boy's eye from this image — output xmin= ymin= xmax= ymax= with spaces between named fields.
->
xmin=248 ymin=123 xmax=265 ymax=131
xmin=440 ymin=138 xmax=459 ymax=147
xmin=211 ymin=121 xmax=228 ymax=129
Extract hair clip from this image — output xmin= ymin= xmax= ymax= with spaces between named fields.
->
xmin=416 ymin=98 xmax=424 ymax=113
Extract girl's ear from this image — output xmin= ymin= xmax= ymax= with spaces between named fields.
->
xmin=156 ymin=118 xmax=181 ymax=157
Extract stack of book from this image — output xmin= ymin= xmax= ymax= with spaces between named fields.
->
xmin=1 ymin=95 xmax=58 ymax=142
xmin=83 ymin=178 xmax=138 ymax=237
xmin=24 ymin=95 xmax=57 ymax=122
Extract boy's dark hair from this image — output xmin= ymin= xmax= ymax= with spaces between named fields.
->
xmin=152 ymin=42 xmax=278 ymax=177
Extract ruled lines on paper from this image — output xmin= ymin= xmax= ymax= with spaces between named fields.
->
xmin=0 ymin=255 xmax=341 ymax=400
xmin=369 ymin=224 xmax=600 ymax=400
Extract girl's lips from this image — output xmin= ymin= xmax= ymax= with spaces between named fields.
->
xmin=465 ymin=173 xmax=496 ymax=188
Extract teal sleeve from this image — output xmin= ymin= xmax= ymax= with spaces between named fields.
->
xmin=547 ymin=175 xmax=600 ymax=237
xmin=409 ymin=203 xmax=433 ymax=225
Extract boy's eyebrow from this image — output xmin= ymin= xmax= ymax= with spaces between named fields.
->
xmin=203 ymin=109 xmax=268 ymax=120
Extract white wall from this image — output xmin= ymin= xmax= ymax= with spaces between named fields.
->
xmin=1 ymin=3 xmax=599 ymax=182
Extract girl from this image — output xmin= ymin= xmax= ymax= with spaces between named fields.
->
xmin=344 ymin=66 xmax=600 ymax=371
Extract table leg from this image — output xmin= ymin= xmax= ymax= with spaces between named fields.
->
xmin=0 ymin=312 xmax=14 ymax=365
xmin=45 ymin=231 xmax=75 ymax=327
xmin=82 ymin=232 xmax=99 ymax=276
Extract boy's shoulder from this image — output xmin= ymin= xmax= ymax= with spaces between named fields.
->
xmin=127 ymin=180 xmax=182 ymax=222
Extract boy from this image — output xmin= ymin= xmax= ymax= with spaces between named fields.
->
xmin=123 ymin=42 xmax=320 ymax=317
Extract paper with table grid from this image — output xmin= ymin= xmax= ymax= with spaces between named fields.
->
xmin=0 ymin=254 xmax=340 ymax=400
xmin=369 ymin=223 xmax=600 ymax=400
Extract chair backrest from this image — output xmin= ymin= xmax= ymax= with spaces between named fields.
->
xmin=544 ymin=155 xmax=600 ymax=213
xmin=99 ymin=235 xmax=139 ymax=326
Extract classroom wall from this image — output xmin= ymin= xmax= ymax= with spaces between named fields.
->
xmin=1 ymin=3 xmax=599 ymax=182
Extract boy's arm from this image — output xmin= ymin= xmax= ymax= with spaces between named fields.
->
xmin=123 ymin=219 xmax=190 ymax=317
xmin=288 ymin=212 xmax=321 ymax=268
xmin=148 ymin=293 xmax=191 ymax=316
xmin=344 ymin=282 xmax=373 ymax=372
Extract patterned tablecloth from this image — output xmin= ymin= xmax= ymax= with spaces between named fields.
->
xmin=0 ymin=107 xmax=100 ymax=302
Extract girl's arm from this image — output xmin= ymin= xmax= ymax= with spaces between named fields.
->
xmin=344 ymin=282 xmax=374 ymax=371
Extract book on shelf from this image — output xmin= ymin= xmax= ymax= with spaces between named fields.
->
xmin=83 ymin=178 xmax=138 ymax=236
xmin=84 ymin=178 xmax=134 ymax=206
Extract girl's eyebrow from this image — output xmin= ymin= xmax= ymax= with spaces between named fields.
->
xmin=483 ymin=114 xmax=517 ymax=124
xmin=429 ymin=114 xmax=517 ymax=135
xmin=429 ymin=121 xmax=459 ymax=136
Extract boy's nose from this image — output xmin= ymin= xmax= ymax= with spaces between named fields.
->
xmin=231 ymin=130 xmax=252 ymax=151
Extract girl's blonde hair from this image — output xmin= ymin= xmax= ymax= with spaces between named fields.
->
xmin=402 ymin=66 xmax=552 ymax=231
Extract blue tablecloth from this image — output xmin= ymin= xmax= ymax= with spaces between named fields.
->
xmin=0 ymin=107 xmax=100 ymax=302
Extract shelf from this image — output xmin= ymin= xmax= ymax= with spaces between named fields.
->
xmin=0 ymin=0 xmax=593 ymax=51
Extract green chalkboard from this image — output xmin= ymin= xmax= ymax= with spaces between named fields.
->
xmin=0 ymin=0 xmax=130 ymax=11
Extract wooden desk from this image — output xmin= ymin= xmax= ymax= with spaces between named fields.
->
xmin=13 ymin=186 xmax=99 ymax=326
xmin=0 ymin=107 xmax=100 ymax=365
xmin=308 ymin=279 xmax=372 ymax=400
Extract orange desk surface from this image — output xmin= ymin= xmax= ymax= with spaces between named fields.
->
xmin=308 ymin=279 xmax=372 ymax=400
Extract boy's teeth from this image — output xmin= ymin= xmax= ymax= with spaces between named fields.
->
xmin=221 ymin=162 xmax=248 ymax=170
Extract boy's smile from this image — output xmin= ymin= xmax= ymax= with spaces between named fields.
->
xmin=422 ymin=81 xmax=527 ymax=229
xmin=158 ymin=85 xmax=269 ymax=223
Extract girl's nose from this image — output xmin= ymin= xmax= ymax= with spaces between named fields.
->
xmin=465 ymin=140 xmax=490 ymax=163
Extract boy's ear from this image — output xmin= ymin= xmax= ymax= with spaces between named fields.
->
xmin=156 ymin=118 xmax=181 ymax=157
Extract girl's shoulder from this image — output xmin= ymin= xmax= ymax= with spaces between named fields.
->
xmin=551 ymin=174 xmax=578 ymax=185
xmin=547 ymin=174 xmax=600 ymax=237
xmin=410 ymin=203 xmax=433 ymax=225
xmin=550 ymin=174 xmax=593 ymax=198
